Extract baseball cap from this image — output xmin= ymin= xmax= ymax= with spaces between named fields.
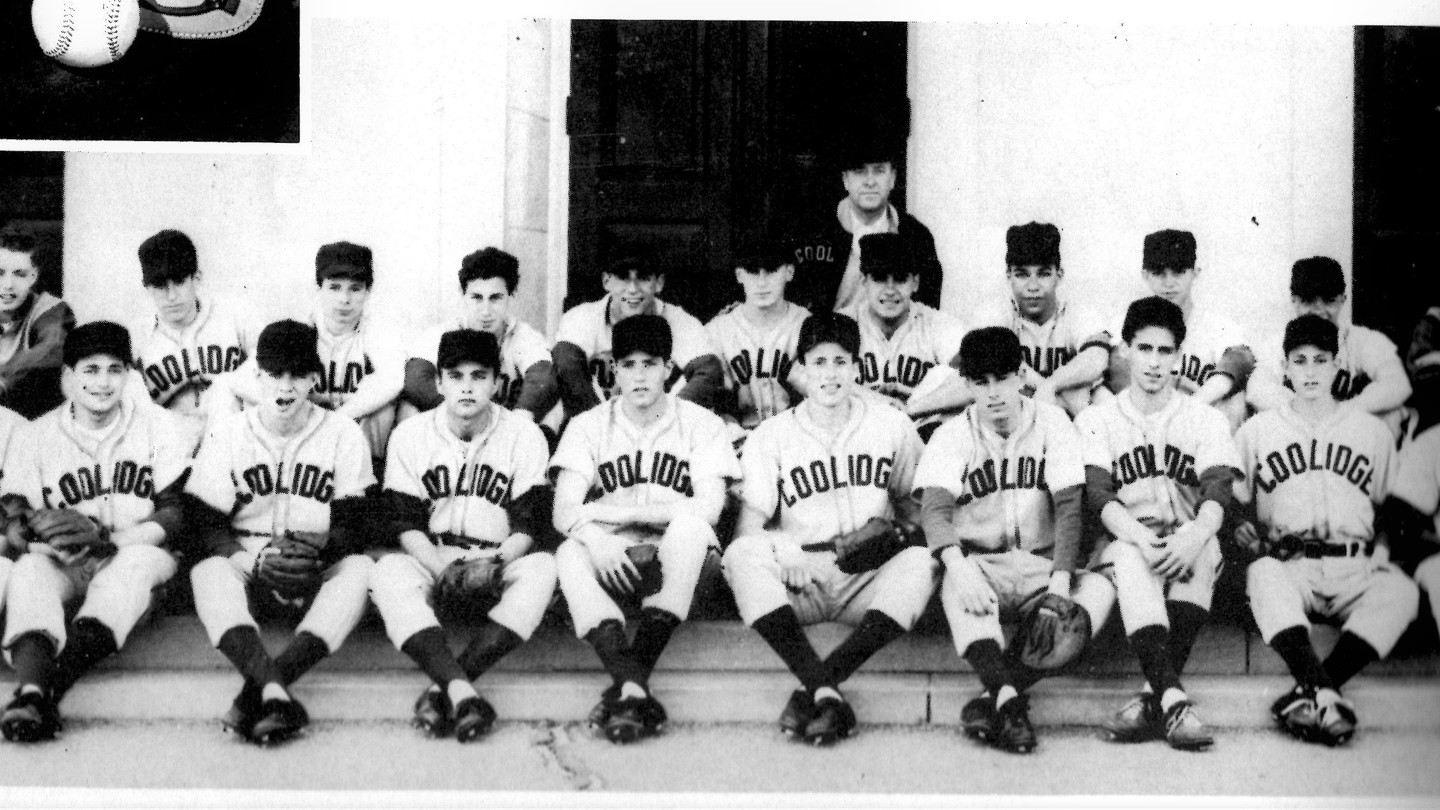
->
xmin=63 ymin=321 xmax=132 ymax=367
xmin=613 ymin=313 xmax=672 ymax=362
xmin=733 ymin=236 xmax=796 ymax=274
xmin=831 ymin=113 xmax=904 ymax=171
xmin=1283 ymin=313 xmax=1339 ymax=356
xmin=1121 ymin=296 xmax=1187 ymax=346
xmin=256 ymin=319 xmax=323 ymax=376
xmin=1142 ymin=229 xmax=1197 ymax=272
xmin=315 ymin=241 xmax=374 ymax=287
xmin=437 ymin=328 xmax=501 ymax=373
xmin=796 ymin=312 xmax=861 ymax=360
xmin=959 ymin=326 xmax=1024 ymax=380
xmin=1006 ymin=222 xmax=1061 ymax=268
xmin=138 ymin=229 xmax=198 ymax=287
xmin=859 ymin=233 xmax=913 ymax=280
xmin=1290 ymin=256 xmax=1346 ymax=301
xmin=602 ymin=246 xmax=660 ymax=280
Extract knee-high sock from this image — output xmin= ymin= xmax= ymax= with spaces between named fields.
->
xmin=400 ymin=626 xmax=469 ymax=688
xmin=1129 ymin=624 xmax=1182 ymax=696
xmin=823 ymin=610 xmax=905 ymax=685
xmin=963 ymin=638 xmax=1013 ymax=696
xmin=585 ymin=619 xmax=645 ymax=688
xmin=275 ymin=631 xmax=330 ymax=686
xmin=751 ymin=607 xmax=831 ymax=693
xmin=50 ymin=618 xmax=118 ymax=699
xmin=630 ymin=607 xmax=682 ymax=678
xmin=1270 ymin=625 xmax=1333 ymax=690
xmin=217 ymin=626 xmax=281 ymax=687
xmin=1166 ymin=601 xmax=1209 ymax=677
xmin=1322 ymin=631 xmax=1379 ymax=690
xmin=458 ymin=621 xmax=523 ymax=681
xmin=9 ymin=632 xmax=57 ymax=691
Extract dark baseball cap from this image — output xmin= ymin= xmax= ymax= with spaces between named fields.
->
xmin=602 ymin=246 xmax=660 ymax=280
xmin=859 ymin=232 xmax=913 ymax=280
xmin=1121 ymin=296 xmax=1187 ymax=346
xmin=733 ymin=236 xmax=796 ymax=274
xmin=1290 ymin=256 xmax=1345 ymax=301
xmin=1142 ymin=229 xmax=1197 ymax=272
xmin=613 ymin=313 xmax=672 ymax=361
xmin=959 ymin=326 xmax=1024 ymax=380
xmin=315 ymin=241 xmax=374 ymax=287
xmin=64 ymin=321 xmax=132 ymax=367
xmin=1283 ymin=313 xmax=1339 ymax=356
xmin=138 ymin=229 xmax=198 ymax=287
xmin=256 ymin=320 xmax=323 ymax=376
xmin=1006 ymin=222 xmax=1061 ymax=268
xmin=797 ymin=312 xmax=861 ymax=360
xmin=437 ymin=328 xmax=501 ymax=373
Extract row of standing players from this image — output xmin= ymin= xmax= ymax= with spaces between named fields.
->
xmin=0 ymin=215 xmax=1437 ymax=755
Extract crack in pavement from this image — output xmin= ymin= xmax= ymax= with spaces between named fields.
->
xmin=531 ymin=721 xmax=604 ymax=791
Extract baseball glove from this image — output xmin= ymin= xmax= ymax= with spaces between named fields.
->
xmin=1 ymin=497 xmax=36 ymax=556
xmin=434 ymin=554 xmax=505 ymax=621
xmin=833 ymin=517 xmax=924 ymax=575
xmin=1016 ymin=592 xmax=1091 ymax=671
xmin=601 ymin=543 xmax=665 ymax=600
xmin=1230 ymin=521 xmax=1303 ymax=563
xmin=252 ymin=532 xmax=324 ymax=603
xmin=28 ymin=509 xmax=117 ymax=557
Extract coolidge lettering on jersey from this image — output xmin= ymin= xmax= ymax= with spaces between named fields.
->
xmin=237 ymin=462 xmax=335 ymax=504
xmin=420 ymin=462 xmax=512 ymax=506
xmin=597 ymin=451 xmax=692 ymax=496
xmin=956 ymin=456 xmax=1048 ymax=506
xmin=779 ymin=454 xmax=892 ymax=506
xmin=727 ymin=347 xmax=793 ymax=386
xmin=315 ymin=358 xmax=375 ymax=396
xmin=857 ymin=353 xmax=934 ymax=391
xmin=1112 ymin=444 xmax=1198 ymax=488
xmin=144 ymin=345 xmax=246 ymax=397
xmin=43 ymin=462 xmax=154 ymax=508
xmin=1255 ymin=439 xmax=1373 ymax=495
xmin=1024 ymin=346 xmax=1075 ymax=377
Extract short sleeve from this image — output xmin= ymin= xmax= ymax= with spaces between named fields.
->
xmin=1367 ymin=423 xmax=1400 ymax=506
xmin=382 ymin=423 xmax=429 ymax=501
xmin=931 ymin=311 xmax=968 ymax=366
xmin=1 ymin=423 xmax=42 ymax=506
xmin=186 ymin=419 xmax=239 ymax=513
xmin=509 ymin=419 xmax=552 ymax=500
xmin=686 ymin=409 xmax=742 ymax=484
xmin=913 ymin=419 xmax=969 ymax=498
xmin=510 ymin=324 xmax=554 ymax=372
xmin=1073 ymin=408 xmax=1113 ymax=469
xmin=549 ymin=412 xmax=600 ymax=482
xmin=1070 ymin=303 xmax=1112 ymax=346
xmin=670 ymin=315 xmax=716 ymax=370
xmin=739 ymin=421 xmax=782 ymax=518
xmin=1231 ymin=420 xmax=1258 ymax=504
xmin=1191 ymin=405 xmax=1241 ymax=476
xmin=1393 ymin=433 xmax=1440 ymax=516
xmin=333 ymin=418 xmax=378 ymax=499
xmin=1041 ymin=410 xmax=1086 ymax=492
xmin=887 ymin=416 xmax=926 ymax=500
xmin=150 ymin=408 xmax=198 ymax=491
xmin=554 ymin=304 xmax=597 ymax=354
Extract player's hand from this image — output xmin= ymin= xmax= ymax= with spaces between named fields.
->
xmin=1156 ymin=523 xmax=1207 ymax=581
xmin=773 ymin=540 xmax=814 ymax=593
xmin=585 ymin=532 xmax=639 ymax=594
xmin=496 ymin=533 xmax=531 ymax=566
xmin=942 ymin=551 xmax=996 ymax=616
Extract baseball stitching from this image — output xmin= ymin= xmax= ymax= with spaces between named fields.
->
xmin=105 ymin=0 xmax=122 ymax=62
xmin=43 ymin=0 xmax=78 ymax=59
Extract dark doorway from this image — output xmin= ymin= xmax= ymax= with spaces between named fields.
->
xmin=566 ymin=20 xmax=909 ymax=321
xmin=0 ymin=152 xmax=65 ymax=298
xmin=1352 ymin=26 xmax=1440 ymax=348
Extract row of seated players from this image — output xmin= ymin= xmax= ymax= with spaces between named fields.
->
xmin=0 ymin=292 xmax=1437 ymax=758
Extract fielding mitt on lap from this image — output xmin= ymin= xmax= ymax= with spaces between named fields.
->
xmin=1017 ymin=592 xmax=1091 ymax=671
xmin=29 ymin=509 xmax=117 ymax=557
xmin=434 ymin=554 xmax=505 ymax=620
xmin=252 ymin=531 xmax=325 ymax=608
xmin=601 ymin=544 xmax=665 ymax=600
xmin=833 ymin=517 xmax=924 ymax=575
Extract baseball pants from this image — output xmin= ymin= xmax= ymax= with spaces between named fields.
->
xmin=1247 ymin=555 xmax=1420 ymax=657
xmin=722 ymin=534 xmax=938 ymax=628
xmin=2 ymin=545 xmax=177 ymax=660
xmin=0 ymin=556 xmax=11 ymax=614
xmin=1415 ymin=553 xmax=1440 ymax=631
xmin=191 ymin=544 xmax=374 ymax=654
xmin=1094 ymin=535 xmax=1222 ymax=635
xmin=369 ymin=549 xmax=557 ymax=649
xmin=941 ymin=548 xmax=1115 ymax=657
xmin=556 ymin=512 xmax=715 ymax=638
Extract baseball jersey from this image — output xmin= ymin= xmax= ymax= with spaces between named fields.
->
xmin=705 ymin=302 xmax=810 ymax=428
xmin=384 ymin=404 xmax=549 ymax=543
xmin=2 ymin=400 xmax=193 ymax=531
xmin=0 ymin=405 xmax=22 ymax=492
xmin=976 ymin=298 xmax=1109 ymax=379
xmin=1390 ymin=425 xmax=1440 ymax=537
xmin=1075 ymin=390 xmax=1239 ymax=535
xmin=309 ymin=312 xmax=407 ymax=414
xmin=1250 ymin=323 xmax=1407 ymax=404
xmin=1232 ymin=403 xmax=1397 ymax=548
xmin=838 ymin=301 xmax=966 ymax=403
xmin=553 ymin=295 xmax=715 ymax=403
xmin=549 ymin=393 xmax=740 ymax=514
xmin=741 ymin=395 xmax=923 ymax=539
xmin=130 ymin=297 xmax=260 ymax=414
xmin=186 ymin=407 xmax=375 ymax=539
xmin=913 ymin=399 xmax=1085 ymax=556
xmin=409 ymin=317 xmax=551 ymax=411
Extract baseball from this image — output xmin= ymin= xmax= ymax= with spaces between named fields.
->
xmin=31 ymin=0 xmax=141 ymax=69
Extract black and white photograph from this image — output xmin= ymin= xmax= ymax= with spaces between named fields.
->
xmin=1 ymin=2 xmax=1439 ymax=805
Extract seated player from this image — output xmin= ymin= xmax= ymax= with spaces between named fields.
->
xmin=704 ymin=240 xmax=810 ymax=446
xmin=723 ymin=312 xmax=936 ymax=745
xmin=1231 ymin=314 xmax=1418 ymax=746
xmin=370 ymin=329 xmax=557 ymax=743
xmin=0 ymin=323 xmax=193 ymax=743
xmin=1077 ymin=297 xmax=1239 ymax=750
xmin=1110 ymin=230 xmax=1254 ymax=431
xmin=551 ymin=314 xmax=740 ymax=744
xmin=400 ymin=247 xmax=558 ymax=433
xmin=129 ymin=229 xmax=259 ymax=436
xmin=0 ymin=403 xmax=25 ymax=609
xmin=552 ymin=249 xmax=724 ymax=421
xmin=916 ymin=327 xmax=1116 ymax=754
xmin=1387 ymin=424 xmax=1440 ymax=637
xmin=186 ymin=320 xmax=378 ymax=746
xmin=832 ymin=232 xmax=965 ymax=437
xmin=0 ymin=224 xmax=75 ymax=419
xmin=1406 ymin=304 xmax=1440 ymax=435
xmin=1249 ymin=257 xmax=1413 ymax=438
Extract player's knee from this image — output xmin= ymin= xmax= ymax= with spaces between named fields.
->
xmin=9 ymin=552 xmax=52 ymax=580
xmin=887 ymin=545 xmax=940 ymax=583
xmin=1373 ymin=570 xmax=1421 ymax=623
xmin=1415 ymin=555 xmax=1440 ymax=592
xmin=513 ymin=551 xmax=558 ymax=588
xmin=1244 ymin=556 xmax=1287 ymax=591
xmin=665 ymin=512 xmax=716 ymax=550
xmin=721 ymin=534 xmax=769 ymax=576
xmin=330 ymin=553 xmax=375 ymax=583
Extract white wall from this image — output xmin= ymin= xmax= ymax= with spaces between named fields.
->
xmin=909 ymin=23 xmax=1355 ymax=343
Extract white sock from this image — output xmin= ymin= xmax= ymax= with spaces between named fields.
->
xmin=813 ymin=686 xmax=841 ymax=704
xmin=18 ymin=684 xmax=42 ymax=697
xmin=261 ymin=682 xmax=289 ymax=703
xmin=446 ymin=679 xmax=477 ymax=706
xmin=1159 ymin=687 xmax=1187 ymax=713
xmin=995 ymin=685 xmax=1018 ymax=708
xmin=1316 ymin=687 xmax=1341 ymax=708
xmin=619 ymin=681 xmax=647 ymax=700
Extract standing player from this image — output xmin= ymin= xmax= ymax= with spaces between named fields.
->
xmin=370 ymin=329 xmax=557 ymax=743
xmin=1231 ymin=314 xmax=1418 ymax=746
xmin=1077 ymin=297 xmax=1238 ymax=750
xmin=400 ymin=248 xmax=558 ymax=430
xmin=974 ymin=222 xmax=1111 ymax=417
xmin=552 ymin=250 xmax=724 ymax=421
xmin=1248 ymin=257 xmax=1413 ymax=437
xmin=704 ymin=241 xmax=810 ymax=443
xmin=186 ymin=320 xmax=377 ymax=746
xmin=129 ymin=229 xmax=259 ymax=434
xmin=916 ymin=327 xmax=1116 ymax=754
xmin=723 ymin=312 xmax=936 ymax=745
xmin=551 ymin=314 xmax=740 ymax=744
xmin=0 ymin=323 xmax=192 ymax=743
xmin=0 ymin=224 xmax=75 ymax=419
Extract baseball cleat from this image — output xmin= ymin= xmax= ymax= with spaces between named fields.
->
xmin=1104 ymin=692 xmax=1163 ymax=743
xmin=221 ymin=685 xmax=264 ymax=739
xmin=604 ymin=696 xmax=649 ymax=745
xmin=779 ymin=689 xmax=815 ymax=738
xmin=960 ymin=694 xmax=996 ymax=741
xmin=638 ymin=693 xmax=668 ymax=735
xmin=453 ymin=695 xmax=497 ymax=743
xmin=1315 ymin=697 xmax=1357 ymax=747
xmin=413 ymin=687 xmax=453 ymax=738
xmin=1271 ymin=683 xmax=1320 ymax=742
xmin=802 ymin=696 xmax=856 ymax=746
xmin=0 ymin=689 xmax=62 ymax=743
xmin=1162 ymin=700 xmax=1214 ymax=751
xmin=587 ymin=685 xmax=619 ymax=731
xmin=990 ymin=695 xmax=1037 ymax=754
xmin=249 ymin=697 xmax=309 ymax=746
